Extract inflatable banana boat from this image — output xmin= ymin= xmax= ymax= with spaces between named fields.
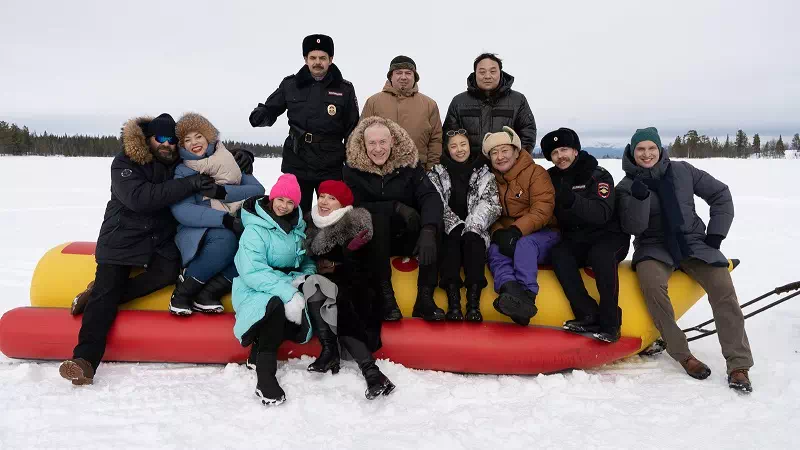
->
xmin=0 ymin=242 xmax=737 ymax=374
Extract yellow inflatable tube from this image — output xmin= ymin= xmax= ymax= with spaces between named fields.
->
xmin=31 ymin=242 xmax=734 ymax=353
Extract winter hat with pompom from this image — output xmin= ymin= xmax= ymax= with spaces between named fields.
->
xmin=269 ymin=173 xmax=302 ymax=206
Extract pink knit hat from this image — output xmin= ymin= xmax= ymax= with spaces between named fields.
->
xmin=269 ymin=173 xmax=301 ymax=205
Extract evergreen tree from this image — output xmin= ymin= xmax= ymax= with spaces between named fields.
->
xmin=776 ymin=135 xmax=786 ymax=157
xmin=684 ymin=130 xmax=700 ymax=158
xmin=752 ymin=133 xmax=761 ymax=156
xmin=791 ymin=133 xmax=800 ymax=151
xmin=722 ymin=134 xmax=732 ymax=157
xmin=734 ymin=130 xmax=749 ymax=158
xmin=670 ymin=136 xmax=685 ymax=157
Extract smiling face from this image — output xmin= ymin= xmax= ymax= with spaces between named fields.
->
xmin=183 ymin=131 xmax=209 ymax=156
xmin=272 ymin=197 xmax=296 ymax=216
xmin=364 ymin=123 xmax=392 ymax=166
xmin=475 ymin=58 xmax=501 ymax=92
xmin=391 ymin=68 xmax=414 ymax=93
xmin=551 ymin=147 xmax=579 ymax=170
xmin=634 ymin=140 xmax=660 ymax=169
xmin=305 ymin=50 xmax=332 ymax=78
xmin=317 ymin=193 xmax=343 ymax=217
xmin=447 ymin=134 xmax=470 ymax=163
xmin=489 ymin=144 xmax=520 ymax=174
xmin=148 ymin=136 xmax=177 ymax=162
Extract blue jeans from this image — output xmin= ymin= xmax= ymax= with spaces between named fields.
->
xmin=184 ymin=228 xmax=239 ymax=282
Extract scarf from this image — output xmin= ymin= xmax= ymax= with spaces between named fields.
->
xmin=182 ymin=142 xmax=244 ymax=214
xmin=311 ymin=205 xmax=353 ymax=229
xmin=642 ymin=164 xmax=691 ymax=266
xmin=442 ymin=153 xmax=480 ymax=221
xmin=261 ymin=198 xmax=299 ymax=234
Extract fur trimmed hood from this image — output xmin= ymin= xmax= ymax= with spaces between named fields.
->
xmin=176 ymin=112 xmax=219 ymax=145
xmin=345 ymin=116 xmax=418 ymax=176
xmin=120 ymin=116 xmax=155 ymax=165
xmin=305 ymin=207 xmax=373 ymax=256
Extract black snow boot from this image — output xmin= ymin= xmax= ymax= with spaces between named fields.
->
xmin=306 ymin=300 xmax=340 ymax=374
xmin=169 ymin=273 xmax=204 ymax=316
xmin=493 ymin=281 xmax=537 ymax=326
xmin=246 ymin=339 xmax=258 ymax=371
xmin=379 ymin=280 xmax=403 ymax=321
xmin=340 ymin=336 xmax=395 ymax=400
xmin=444 ymin=285 xmax=463 ymax=321
xmin=412 ymin=285 xmax=445 ymax=321
xmin=563 ymin=314 xmax=600 ymax=333
xmin=192 ymin=273 xmax=230 ymax=313
xmin=255 ymin=352 xmax=286 ymax=406
xmin=592 ymin=327 xmax=621 ymax=343
xmin=464 ymin=284 xmax=483 ymax=322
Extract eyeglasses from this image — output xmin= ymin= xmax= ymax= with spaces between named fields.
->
xmin=446 ymin=129 xmax=467 ymax=137
xmin=155 ymin=135 xmax=177 ymax=145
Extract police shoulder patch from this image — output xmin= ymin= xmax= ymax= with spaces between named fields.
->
xmin=597 ymin=182 xmax=610 ymax=199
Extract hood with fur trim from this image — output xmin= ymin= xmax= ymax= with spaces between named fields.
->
xmin=120 ymin=116 xmax=155 ymax=165
xmin=176 ymin=112 xmax=219 ymax=145
xmin=345 ymin=116 xmax=418 ymax=176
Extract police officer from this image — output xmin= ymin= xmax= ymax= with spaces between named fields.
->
xmin=543 ymin=128 xmax=630 ymax=343
xmin=249 ymin=34 xmax=359 ymax=214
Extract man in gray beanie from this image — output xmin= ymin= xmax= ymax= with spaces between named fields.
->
xmin=361 ymin=55 xmax=443 ymax=171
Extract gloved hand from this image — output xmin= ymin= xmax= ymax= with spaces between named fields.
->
xmin=291 ymin=275 xmax=307 ymax=289
xmin=492 ymin=226 xmax=522 ymax=258
xmin=202 ymin=184 xmax=227 ymax=200
xmin=558 ymin=180 xmax=576 ymax=208
xmin=232 ymin=149 xmax=254 ymax=175
xmin=284 ymin=292 xmax=305 ymax=325
xmin=630 ymin=179 xmax=650 ymax=201
xmin=347 ymin=229 xmax=371 ymax=251
xmin=448 ymin=223 xmax=465 ymax=237
xmin=249 ymin=105 xmax=269 ymax=128
xmin=413 ymin=225 xmax=438 ymax=266
xmin=704 ymin=234 xmax=724 ymax=250
xmin=394 ymin=202 xmax=421 ymax=233
xmin=222 ymin=215 xmax=245 ymax=236
xmin=185 ymin=174 xmax=217 ymax=192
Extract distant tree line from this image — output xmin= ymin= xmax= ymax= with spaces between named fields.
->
xmin=667 ymin=129 xmax=800 ymax=159
xmin=0 ymin=121 xmax=283 ymax=157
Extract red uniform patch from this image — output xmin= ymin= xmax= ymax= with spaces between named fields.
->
xmin=597 ymin=182 xmax=610 ymax=199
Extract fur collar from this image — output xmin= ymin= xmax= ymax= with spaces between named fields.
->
xmin=345 ymin=116 xmax=419 ymax=176
xmin=121 ymin=116 xmax=154 ymax=165
xmin=295 ymin=63 xmax=344 ymax=89
xmin=306 ymin=207 xmax=373 ymax=256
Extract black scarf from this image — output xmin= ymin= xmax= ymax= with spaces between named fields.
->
xmin=642 ymin=164 xmax=691 ymax=265
xmin=260 ymin=198 xmax=299 ymax=233
xmin=442 ymin=153 xmax=483 ymax=221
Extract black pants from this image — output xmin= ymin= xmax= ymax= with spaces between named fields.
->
xmin=550 ymin=233 xmax=630 ymax=329
xmin=370 ymin=210 xmax=438 ymax=288
xmin=439 ymin=231 xmax=487 ymax=289
xmin=72 ymin=254 xmax=180 ymax=370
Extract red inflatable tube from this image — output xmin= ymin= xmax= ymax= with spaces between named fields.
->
xmin=0 ymin=307 xmax=641 ymax=375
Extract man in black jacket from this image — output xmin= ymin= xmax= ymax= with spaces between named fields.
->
xmin=249 ymin=34 xmax=360 ymax=214
xmin=543 ymin=128 xmax=630 ymax=343
xmin=58 ymin=114 xmax=223 ymax=385
xmin=343 ymin=116 xmax=445 ymax=322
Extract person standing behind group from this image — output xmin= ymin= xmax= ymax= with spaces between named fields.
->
xmin=361 ymin=55 xmax=443 ymax=171
xmin=616 ymin=127 xmax=754 ymax=393
xmin=249 ymin=34 xmax=359 ymax=214
xmin=443 ymin=53 xmax=537 ymax=157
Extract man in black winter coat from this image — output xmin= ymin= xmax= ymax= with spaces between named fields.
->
xmin=249 ymin=34 xmax=360 ymax=214
xmin=343 ymin=116 xmax=445 ymax=322
xmin=58 ymin=114 xmax=233 ymax=385
xmin=443 ymin=53 xmax=537 ymax=157
xmin=543 ymin=128 xmax=631 ymax=343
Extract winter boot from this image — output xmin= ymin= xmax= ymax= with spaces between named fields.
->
xmin=245 ymin=340 xmax=258 ymax=371
xmin=592 ymin=327 xmax=621 ymax=343
xmin=70 ymin=280 xmax=94 ymax=316
xmin=444 ymin=285 xmax=463 ymax=321
xmin=563 ymin=314 xmax=600 ymax=333
xmin=464 ymin=284 xmax=483 ymax=322
xmin=493 ymin=281 xmax=537 ymax=326
xmin=340 ymin=336 xmax=395 ymax=400
xmin=169 ymin=273 xmax=204 ymax=316
xmin=412 ymin=285 xmax=445 ymax=321
xmin=379 ymin=280 xmax=402 ymax=321
xmin=192 ymin=273 xmax=230 ymax=313
xmin=255 ymin=352 xmax=286 ymax=406
xmin=728 ymin=369 xmax=753 ymax=393
xmin=306 ymin=300 xmax=340 ymax=374
xmin=58 ymin=358 xmax=94 ymax=386
xmin=680 ymin=355 xmax=712 ymax=380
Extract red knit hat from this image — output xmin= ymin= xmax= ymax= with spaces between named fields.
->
xmin=269 ymin=173 xmax=301 ymax=206
xmin=318 ymin=180 xmax=353 ymax=207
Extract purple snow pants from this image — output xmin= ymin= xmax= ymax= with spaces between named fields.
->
xmin=488 ymin=228 xmax=561 ymax=294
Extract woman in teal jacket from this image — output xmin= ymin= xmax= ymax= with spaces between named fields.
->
xmin=232 ymin=174 xmax=315 ymax=406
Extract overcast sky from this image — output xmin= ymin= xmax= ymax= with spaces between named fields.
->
xmin=2 ymin=0 xmax=798 ymax=147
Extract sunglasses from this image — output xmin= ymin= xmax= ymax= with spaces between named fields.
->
xmin=155 ymin=135 xmax=177 ymax=145
xmin=446 ymin=129 xmax=467 ymax=137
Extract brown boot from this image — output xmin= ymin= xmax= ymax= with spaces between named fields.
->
xmin=728 ymin=369 xmax=753 ymax=393
xmin=680 ymin=356 xmax=711 ymax=380
xmin=70 ymin=281 xmax=95 ymax=315
xmin=59 ymin=358 xmax=95 ymax=385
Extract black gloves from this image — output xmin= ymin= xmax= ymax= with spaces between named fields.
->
xmin=448 ymin=223 xmax=465 ymax=237
xmin=249 ymin=105 xmax=268 ymax=128
xmin=704 ymin=234 xmax=724 ymax=250
xmin=394 ymin=202 xmax=421 ymax=234
xmin=492 ymin=226 xmax=522 ymax=259
xmin=630 ymin=179 xmax=650 ymax=201
xmin=413 ymin=225 xmax=438 ymax=266
xmin=185 ymin=174 xmax=217 ymax=193
xmin=222 ymin=215 xmax=245 ymax=236
xmin=201 ymin=184 xmax=227 ymax=200
xmin=232 ymin=149 xmax=254 ymax=175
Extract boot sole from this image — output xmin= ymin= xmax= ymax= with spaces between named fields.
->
xmin=365 ymin=380 xmax=396 ymax=400
xmin=729 ymin=382 xmax=753 ymax=394
xmin=169 ymin=305 xmax=193 ymax=316
xmin=59 ymin=361 xmax=93 ymax=386
xmin=191 ymin=302 xmax=224 ymax=313
xmin=493 ymin=295 xmax=537 ymax=326
xmin=590 ymin=332 xmax=620 ymax=343
xmin=307 ymin=363 xmax=340 ymax=375
xmin=255 ymin=389 xmax=286 ymax=406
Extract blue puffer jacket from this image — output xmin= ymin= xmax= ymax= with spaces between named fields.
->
xmin=232 ymin=197 xmax=315 ymax=344
xmin=170 ymin=142 xmax=265 ymax=266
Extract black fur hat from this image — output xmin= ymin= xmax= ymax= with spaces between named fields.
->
xmin=541 ymin=127 xmax=581 ymax=161
xmin=302 ymin=34 xmax=334 ymax=58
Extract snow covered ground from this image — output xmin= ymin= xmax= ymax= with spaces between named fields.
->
xmin=1 ymin=156 xmax=799 ymax=449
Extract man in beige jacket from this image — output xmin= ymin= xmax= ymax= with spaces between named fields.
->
xmin=361 ymin=56 xmax=443 ymax=171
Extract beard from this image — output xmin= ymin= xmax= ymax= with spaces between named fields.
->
xmin=150 ymin=144 xmax=178 ymax=165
